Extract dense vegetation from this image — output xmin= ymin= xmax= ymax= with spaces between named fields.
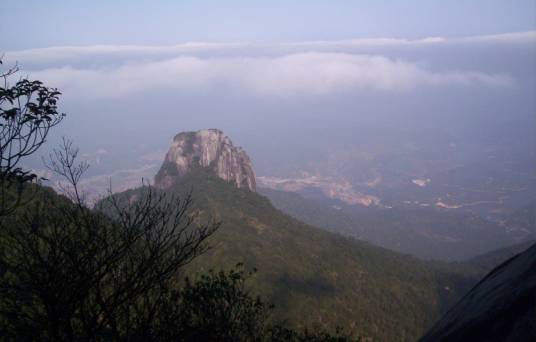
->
xmin=0 ymin=182 xmax=356 ymax=341
xmin=111 ymin=166 xmax=490 ymax=341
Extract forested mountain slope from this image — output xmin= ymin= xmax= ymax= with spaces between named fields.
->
xmin=117 ymin=168 xmax=484 ymax=341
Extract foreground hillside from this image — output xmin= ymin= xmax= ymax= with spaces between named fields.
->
xmin=117 ymin=167 xmax=483 ymax=341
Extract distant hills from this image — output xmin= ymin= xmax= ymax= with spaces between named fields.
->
xmin=463 ymin=240 xmax=535 ymax=272
xmin=259 ymin=187 xmax=535 ymax=260
xmin=255 ymin=123 xmax=536 ymax=222
xmin=504 ymin=201 xmax=536 ymax=237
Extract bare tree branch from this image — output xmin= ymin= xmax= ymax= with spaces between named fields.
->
xmin=0 ymin=139 xmax=219 ymax=340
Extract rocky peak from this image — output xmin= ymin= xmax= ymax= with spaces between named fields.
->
xmin=154 ymin=129 xmax=256 ymax=191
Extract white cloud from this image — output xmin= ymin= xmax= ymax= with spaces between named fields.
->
xmin=28 ymin=52 xmax=513 ymax=99
xmin=6 ymin=32 xmax=524 ymax=99
xmin=6 ymin=42 xmax=249 ymax=65
xmin=457 ymin=31 xmax=536 ymax=44
xmin=284 ymin=31 xmax=536 ymax=48
xmin=6 ymin=31 xmax=534 ymax=66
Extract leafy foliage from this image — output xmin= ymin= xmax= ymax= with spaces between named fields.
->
xmin=0 ymin=169 xmax=217 ymax=340
xmin=169 ymin=267 xmax=272 ymax=340
xmin=0 ymin=59 xmax=64 ymax=216
xmin=0 ymin=185 xmax=355 ymax=341
xmin=148 ymin=266 xmax=355 ymax=341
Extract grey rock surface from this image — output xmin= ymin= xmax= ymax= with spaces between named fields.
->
xmin=155 ymin=129 xmax=256 ymax=191
xmin=420 ymin=243 xmax=536 ymax=341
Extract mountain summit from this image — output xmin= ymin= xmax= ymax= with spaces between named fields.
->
xmin=154 ymin=129 xmax=256 ymax=191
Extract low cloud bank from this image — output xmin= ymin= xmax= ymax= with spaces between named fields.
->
xmin=7 ymin=31 xmax=535 ymax=64
xmin=4 ymin=31 xmax=528 ymax=99
xmin=28 ymin=52 xmax=513 ymax=99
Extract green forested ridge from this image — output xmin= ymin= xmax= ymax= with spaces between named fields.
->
xmin=1 ymin=167 xmax=518 ymax=340
xmin=0 ymin=182 xmax=355 ymax=341
xmin=114 ymin=167 xmax=486 ymax=341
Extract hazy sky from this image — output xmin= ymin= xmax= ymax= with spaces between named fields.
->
xmin=1 ymin=1 xmax=535 ymax=184
xmin=2 ymin=1 xmax=535 ymax=49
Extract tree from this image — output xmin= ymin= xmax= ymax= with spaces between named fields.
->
xmin=0 ymin=140 xmax=219 ymax=340
xmin=0 ymin=58 xmax=64 ymax=216
xmin=136 ymin=266 xmax=355 ymax=341
xmin=0 ymin=65 xmax=356 ymax=341
xmin=0 ymin=140 xmax=356 ymax=341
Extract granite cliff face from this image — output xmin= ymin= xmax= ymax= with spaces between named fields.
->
xmin=154 ymin=129 xmax=256 ymax=191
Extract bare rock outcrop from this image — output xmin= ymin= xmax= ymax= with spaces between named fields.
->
xmin=420 ymin=243 xmax=536 ymax=341
xmin=155 ymin=129 xmax=256 ymax=191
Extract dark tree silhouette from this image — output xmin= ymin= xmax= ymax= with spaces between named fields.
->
xmin=0 ymin=140 xmax=219 ymax=340
xmin=0 ymin=58 xmax=65 ymax=216
xmin=0 ymin=140 xmax=356 ymax=341
xmin=0 ymin=68 xmax=356 ymax=341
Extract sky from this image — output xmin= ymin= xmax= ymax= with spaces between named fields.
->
xmin=1 ymin=1 xmax=536 ymax=49
xmin=1 ymin=1 xmax=535 ymax=191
